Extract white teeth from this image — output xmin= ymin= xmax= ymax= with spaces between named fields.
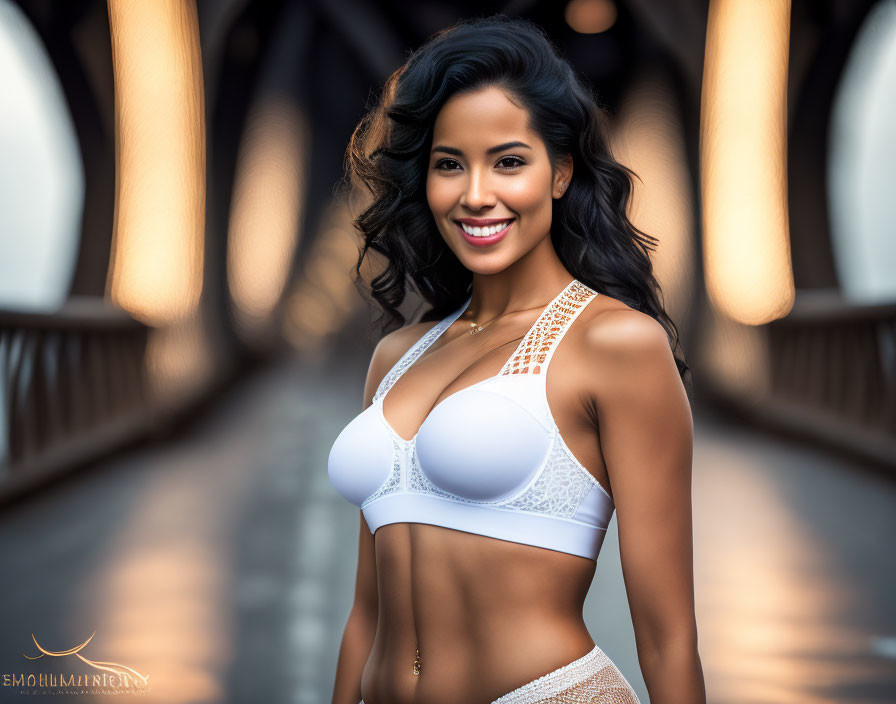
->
xmin=459 ymin=220 xmax=512 ymax=237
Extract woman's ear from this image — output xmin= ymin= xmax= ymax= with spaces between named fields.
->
xmin=553 ymin=154 xmax=573 ymax=198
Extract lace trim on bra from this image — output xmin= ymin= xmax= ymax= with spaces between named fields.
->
xmin=374 ymin=278 xmax=596 ymax=404
xmin=500 ymin=280 xmax=597 ymax=376
xmin=361 ymin=438 xmax=403 ymax=507
xmin=373 ymin=314 xmax=455 ymax=404
xmin=502 ymin=436 xmax=601 ymax=518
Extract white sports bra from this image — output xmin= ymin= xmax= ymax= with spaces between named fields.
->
xmin=327 ymin=277 xmax=614 ymax=560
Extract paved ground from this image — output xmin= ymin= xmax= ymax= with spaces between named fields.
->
xmin=0 ymin=351 xmax=893 ymax=703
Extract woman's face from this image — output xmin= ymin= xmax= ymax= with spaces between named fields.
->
xmin=426 ymin=86 xmax=571 ymax=273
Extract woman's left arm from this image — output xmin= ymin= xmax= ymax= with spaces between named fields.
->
xmin=585 ymin=310 xmax=706 ymax=704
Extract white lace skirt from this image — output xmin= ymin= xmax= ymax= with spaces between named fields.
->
xmin=489 ymin=644 xmax=641 ymax=703
xmin=359 ymin=644 xmax=640 ymax=704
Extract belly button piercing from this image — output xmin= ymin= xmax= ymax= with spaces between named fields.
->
xmin=413 ymin=647 xmax=422 ymax=675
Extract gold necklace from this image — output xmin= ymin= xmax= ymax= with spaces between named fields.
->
xmin=462 ymin=307 xmax=503 ymax=336
xmin=466 ymin=317 xmax=499 ymax=336
xmin=462 ymin=288 xmax=566 ymax=336
xmin=463 ymin=301 xmax=543 ymax=336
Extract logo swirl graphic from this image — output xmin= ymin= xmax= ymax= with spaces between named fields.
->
xmin=23 ymin=632 xmax=149 ymax=688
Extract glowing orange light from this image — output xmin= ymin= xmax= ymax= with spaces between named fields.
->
xmin=565 ymin=0 xmax=617 ymax=35
xmin=106 ymin=0 xmax=206 ymax=326
xmin=700 ymin=0 xmax=794 ymax=325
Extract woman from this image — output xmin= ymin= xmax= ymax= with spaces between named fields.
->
xmin=327 ymin=14 xmax=704 ymax=704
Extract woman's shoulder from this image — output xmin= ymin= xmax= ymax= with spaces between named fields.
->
xmin=362 ymin=319 xmax=441 ymax=406
xmin=580 ymin=297 xmax=669 ymax=356
xmin=571 ymin=293 xmax=680 ymax=400
xmin=374 ymin=319 xmax=439 ymax=367
xmin=568 ymin=294 xmax=672 ymax=378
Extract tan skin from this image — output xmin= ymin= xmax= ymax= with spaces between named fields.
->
xmin=331 ymin=86 xmax=705 ymax=704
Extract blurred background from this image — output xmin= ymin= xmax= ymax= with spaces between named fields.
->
xmin=0 ymin=0 xmax=894 ymax=702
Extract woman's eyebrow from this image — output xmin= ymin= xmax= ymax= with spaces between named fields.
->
xmin=431 ymin=141 xmax=533 ymax=156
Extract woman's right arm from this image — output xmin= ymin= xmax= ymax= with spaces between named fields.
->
xmin=330 ymin=510 xmax=378 ymax=704
xmin=330 ymin=323 xmax=430 ymax=704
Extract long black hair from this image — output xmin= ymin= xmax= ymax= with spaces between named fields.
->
xmin=342 ymin=14 xmax=690 ymax=384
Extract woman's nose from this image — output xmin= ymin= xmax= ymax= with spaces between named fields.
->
xmin=459 ymin=170 xmax=496 ymax=210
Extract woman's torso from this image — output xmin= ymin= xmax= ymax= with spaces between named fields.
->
xmin=352 ymin=283 xmax=625 ymax=704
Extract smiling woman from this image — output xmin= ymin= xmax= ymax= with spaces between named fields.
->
xmin=329 ymin=13 xmax=703 ymax=704
xmin=427 ymin=90 xmax=571 ymax=259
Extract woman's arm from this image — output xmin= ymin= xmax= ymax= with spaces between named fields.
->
xmin=330 ymin=323 xmax=434 ymax=704
xmin=331 ymin=511 xmax=378 ymax=704
xmin=585 ymin=310 xmax=706 ymax=704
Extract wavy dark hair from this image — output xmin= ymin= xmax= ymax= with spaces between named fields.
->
xmin=341 ymin=13 xmax=690 ymax=385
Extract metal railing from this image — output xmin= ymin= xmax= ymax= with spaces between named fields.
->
xmin=0 ymin=297 xmax=150 ymax=497
xmin=763 ymin=289 xmax=896 ymax=467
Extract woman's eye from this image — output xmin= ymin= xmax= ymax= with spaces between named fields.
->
xmin=497 ymin=156 xmax=525 ymax=169
xmin=434 ymin=158 xmax=461 ymax=170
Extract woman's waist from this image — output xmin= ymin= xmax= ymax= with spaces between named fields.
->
xmin=371 ymin=613 xmax=593 ymax=665
xmin=366 ymin=621 xmax=596 ymax=704
xmin=378 ymin=584 xmax=589 ymax=640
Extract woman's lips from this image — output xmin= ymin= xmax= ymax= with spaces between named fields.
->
xmin=455 ymin=219 xmax=514 ymax=247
